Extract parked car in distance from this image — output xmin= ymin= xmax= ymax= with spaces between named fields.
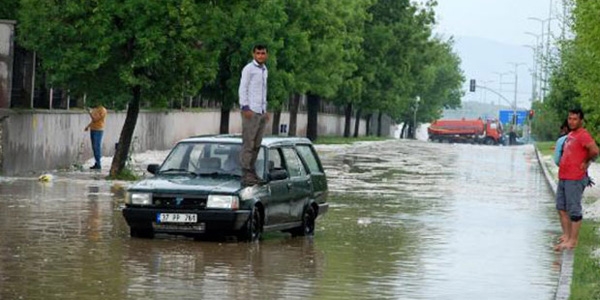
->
xmin=122 ymin=135 xmax=329 ymax=241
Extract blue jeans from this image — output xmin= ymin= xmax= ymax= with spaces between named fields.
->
xmin=90 ymin=130 xmax=103 ymax=166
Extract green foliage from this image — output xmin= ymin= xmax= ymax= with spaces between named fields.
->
xmin=570 ymin=221 xmax=600 ymax=300
xmin=106 ymin=167 xmax=139 ymax=181
xmin=358 ymin=0 xmax=463 ymax=124
xmin=18 ymin=0 xmax=217 ymax=108
xmin=535 ymin=141 xmax=555 ymax=157
xmin=0 ymin=0 xmax=19 ymax=19
xmin=530 ymin=100 xmax=562 ymax=142
xmin=570 ymin=0 xmax=600 ymax=140
xmin=15 ymin=0 xmax=464 ymax=144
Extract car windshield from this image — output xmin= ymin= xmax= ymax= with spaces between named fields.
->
xmin=159 ymin=142 xmax=266 ymax=179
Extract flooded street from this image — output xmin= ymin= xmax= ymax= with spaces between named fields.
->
xmin=0 ymin=140 xmax=559 ymax=299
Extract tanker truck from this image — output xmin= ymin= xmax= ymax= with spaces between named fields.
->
xmin=427 ymin=118 xmax=503 ymax=145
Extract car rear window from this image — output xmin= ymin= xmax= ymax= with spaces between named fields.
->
xmin=296 ymin=145 xmax=322 ymax=174
xmin=281 ymin=147 xmax=306 ymax=178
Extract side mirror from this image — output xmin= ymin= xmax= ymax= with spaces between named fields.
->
xmin=268 ymin=169 xmax=288 ymax=181
xmin=147 ymin=164 xmax=160 ymax=175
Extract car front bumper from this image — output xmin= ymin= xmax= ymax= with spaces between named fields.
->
xmin=122 ymin=207 xmax=251 ymax=235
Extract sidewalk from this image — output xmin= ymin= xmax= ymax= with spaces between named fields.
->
xmin=536 ymin=151 xmax=600 ymax=300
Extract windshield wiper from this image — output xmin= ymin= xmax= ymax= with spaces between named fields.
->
xmin=159 ymin=168 xmax=198 ymax=176
xmin=198 ymin=171 xmax=241 ymax=178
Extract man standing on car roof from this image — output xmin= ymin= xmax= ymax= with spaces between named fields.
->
xmin=238 ymin=44 xmax=269 ymax=186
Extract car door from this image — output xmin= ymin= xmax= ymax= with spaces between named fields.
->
xmin=280 ymin=147 xmax=312 ymax=222
xmin=295 ymin=144 xmax=328 ymax=203
xmin=264 ymin=147 xmax=293 ymax=225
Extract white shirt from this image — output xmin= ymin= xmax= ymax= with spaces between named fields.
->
xmin=238 ymin=60 xmax=268 ymax=114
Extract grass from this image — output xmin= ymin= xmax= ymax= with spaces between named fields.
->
xmin=314 ymin=136 xmax=390 ymax=145
xmin=106 ymin=167 xmax=140 ymax=181
xmin=536 ymin=141 xmax=555 ymax=156
xmin=570 ymin=220 xmax=600 ymax=300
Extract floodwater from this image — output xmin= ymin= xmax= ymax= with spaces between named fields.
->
xmin=0 ymin=140 xmax=560 ymax=299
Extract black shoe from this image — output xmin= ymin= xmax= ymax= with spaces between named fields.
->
xmin=90 ymin=164 xmax=101 ymax=170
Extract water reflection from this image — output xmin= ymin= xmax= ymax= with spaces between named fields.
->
xmin=0 ymin=141 xmax=559 ymax=299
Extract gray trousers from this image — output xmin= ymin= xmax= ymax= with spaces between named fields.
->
xmin=240 ymin=112 xmax=267 ymax=179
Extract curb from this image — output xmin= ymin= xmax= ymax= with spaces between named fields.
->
xmin=534 ymin=148 xmax=573 ymax=300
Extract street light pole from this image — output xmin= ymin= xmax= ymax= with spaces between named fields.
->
xmin=524 ymin=31 xmax=543 ymax=101
xmin=413 ymin=96 xmax=420 ymax=139
xmin=492 ymin=71 xmax=511 ymax=106
xmin=523 ymin=44 xmax=538 ymax=102
xmin=481 ymin=80 xmax=494 ymax=104
xmin=528 ymin=16 xmax=556 ymax=102
xmin=508 ymin=62 xmax=526 ymax=125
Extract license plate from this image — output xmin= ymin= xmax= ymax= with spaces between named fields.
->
xmin=156 ymin=213 xmax=197 ymax=223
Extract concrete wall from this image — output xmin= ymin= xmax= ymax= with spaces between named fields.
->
xmin=0 ymin=20 xmax=16 ymax=109
xmin=0 ymin=109 xmax=380 ymax=175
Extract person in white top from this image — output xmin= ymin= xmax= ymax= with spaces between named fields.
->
xmin=238 ymin=45 xmax=269 ymax=186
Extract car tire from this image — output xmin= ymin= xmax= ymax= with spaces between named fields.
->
xmin=130 ymin=227 xmax=154 ymax=239
xmin=292 ymin=205 xmax=316 ymax=237
xmin=239 ymin=207 xmax=262 ymax=242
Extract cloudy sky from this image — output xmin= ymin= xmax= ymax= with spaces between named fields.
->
xmin=433 ymin=0 xmax=564 ymax=46
xmin=429 ymin=0 xmax=566 ymax=109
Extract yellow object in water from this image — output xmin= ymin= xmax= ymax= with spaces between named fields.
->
xmin=38 ymin=174 xmax=53 ymax=182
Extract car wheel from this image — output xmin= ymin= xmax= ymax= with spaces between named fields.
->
xmin=130 ymin=227 xmax=154 ymax=239
xmin=292 ymin=205 xmax=316 ymax=237
xmin=240 ymin=207 xmax=262 ymax=242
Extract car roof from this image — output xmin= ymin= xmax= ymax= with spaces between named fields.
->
xmin=181 ymin=134 xmax=314 ymax=147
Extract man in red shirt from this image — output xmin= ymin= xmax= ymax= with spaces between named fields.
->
xmin=555 ymin=108 xmax=599 ymax=250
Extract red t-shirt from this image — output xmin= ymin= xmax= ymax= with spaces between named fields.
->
xmin=559 ymin=127 xmax=595 ymax=180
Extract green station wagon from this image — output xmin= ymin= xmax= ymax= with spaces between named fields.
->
xmin=122 ymin=135 xmax=329 ymax=241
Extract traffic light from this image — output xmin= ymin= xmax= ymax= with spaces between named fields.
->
xmin=469 ymin=79 xmax=476 ymax=92
xmin=528 ymin=109 xmax=535 ymax=120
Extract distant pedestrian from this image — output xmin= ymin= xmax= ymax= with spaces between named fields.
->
xmin=555 ymin=108 xmax=599 ymax=250
xmin=553 ymin=119 xmax=569 ymax=166
xmin=508 ymin=127 xmax=518 ymax=146
xmin=84 ymin=105 xmax=107 ymax=170
xmin=238 ymin=44 xmax=269 ymax=186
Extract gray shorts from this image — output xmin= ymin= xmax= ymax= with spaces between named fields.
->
xmin=556 ymin=177 xmax=588 ymax=219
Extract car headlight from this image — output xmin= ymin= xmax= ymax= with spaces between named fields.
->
xmin=129 ymin=192 xmax=152 ymax=205
xmin=207 ymin=195 xmax=239 ymax=209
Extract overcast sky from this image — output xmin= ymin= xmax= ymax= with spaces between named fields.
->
xmin=432 ymin=0 xmax=564 ymax=46
xmin=429 ymin=0 xmax=566 ymax=109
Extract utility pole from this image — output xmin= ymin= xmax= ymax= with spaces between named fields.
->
xmin=413 ymin=96 xmax=420 ymax=139
xmin=528 ymin=16 xmax=555 ymax=102
xmin=492 ymin=71 xmax=511 ymax=106
xmin=546 ymin=0 xmax=553 ymax=101
xmin=507 ymin=62 xmax=526 ymax=125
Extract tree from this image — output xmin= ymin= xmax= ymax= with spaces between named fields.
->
xmin=360 ymin=0 xmax=438 ymax=136
xmin=18 ymin=0 xmax=217 ymax=177
xmin=570 ymin=0 xmax=600 ymax=140
xmin=0 ymin=0 xmax=19 ymax=20
xmin=400 ymin=37 xmax=464 ymax=138
xmin=200 ymin=1 xmax=287 ymax=134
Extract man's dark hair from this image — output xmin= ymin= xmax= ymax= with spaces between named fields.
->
xmin=569 ymin=108 xmax=584 ymax=120
xmin=253 ymin=44 xmax=268 ymax=52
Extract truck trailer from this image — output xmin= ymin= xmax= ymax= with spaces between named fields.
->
xmin=427 ymin=118 xmax=503 ymax=145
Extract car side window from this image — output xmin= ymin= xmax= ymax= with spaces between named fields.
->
xmin=296 ymin=145 xmax=323 ymax=174
xmin=281 ymin=147 xmax=306 ymax=178
xmin=268 ymin=148 xmax=284 ymax=171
